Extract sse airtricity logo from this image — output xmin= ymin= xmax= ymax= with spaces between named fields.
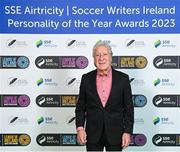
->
xmin=153 ymin=78 xmax=175 ymax=87
xmin=154 ymin=40 xmax=176 ymax=48
xmin=36 ymin=40 xmax=43 ymax=48
xmin=37 ymin=117 xmax=44 ymax=125
xmin=154 ymin=40 xmax=161 ymax=48
xmin=36 ymin=78 xmax=58 ymax=87
xmin=37 ymin=78 xmax=44 ymax=86
xmin=154 ymin=78 xmax=161 ymax=86
xmin=153 ymin=117 xmax=160 ymax=125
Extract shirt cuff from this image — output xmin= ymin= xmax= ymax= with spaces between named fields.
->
xmin=76 ymin=126 xmax=84 ymax=132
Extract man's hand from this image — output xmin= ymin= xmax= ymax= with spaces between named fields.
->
xmin=77 ymin=129 xmax=87 ymax=145
xmin=122 ymin=133 xmax=131 ymax=149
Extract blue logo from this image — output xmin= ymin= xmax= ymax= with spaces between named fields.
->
xmin=17 ymin=56 xmax=30 ymax=68
xmin=36 ymin=40 xmax=43 ymax=48
xmin=153 ymin=117 xmax=160 ymax=125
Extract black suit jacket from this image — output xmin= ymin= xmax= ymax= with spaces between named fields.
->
xmin=75 ymin=68 xmax=134 ymax=145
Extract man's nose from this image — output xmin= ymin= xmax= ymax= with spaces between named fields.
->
xmin=99 ymin=54 xmax=104 ymax=60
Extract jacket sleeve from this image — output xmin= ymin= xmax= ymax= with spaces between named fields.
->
xmin=75 ymin=74 xmax=86 ymax=128
xmin=122 ymin=75 xmax=134 ymax=134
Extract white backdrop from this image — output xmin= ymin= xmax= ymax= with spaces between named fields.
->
xmin=0 ymin=34 xmax=180 ymax=151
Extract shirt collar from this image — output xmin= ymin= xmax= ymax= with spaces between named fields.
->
xmin=97 ymin=67 xmax=112 ymax=77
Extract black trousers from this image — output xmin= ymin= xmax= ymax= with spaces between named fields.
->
xmin=86 ymin=124 xmax=122 ymax=151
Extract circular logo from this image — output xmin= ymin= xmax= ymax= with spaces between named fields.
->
xmin=134 ymin=134 xmax=147 ymax=146
xmin=18 ymin=95 xmax=30 ymax=107
xmin=76 ymin=56 xmax=88 ymax=69
xmin=134 ymin=95 xmax=147 ymax=107
xmin=19 ymin=134 xmax=31 ymax=146
xmin=135 ymin=56 xmax=147 ymax=69
xmin=17 ymin=56 xmax=30 ymax=69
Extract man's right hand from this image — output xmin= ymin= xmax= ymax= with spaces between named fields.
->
xmin=77 ymin=129 xmax=87 ymax=145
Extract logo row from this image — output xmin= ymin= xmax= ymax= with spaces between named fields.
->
xmin=1 ymin=134 xmax=180 ymax=146
xmin=1 ymin=56 xmax=180 ymax=69
xmin=0 ymin=94 xmax=179 ymax=107
xmin=5 ymin=39 xmax=176 ymax=49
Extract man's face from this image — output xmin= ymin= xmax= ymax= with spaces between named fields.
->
xmin=94 ymin=45 xmax=112 ymax=72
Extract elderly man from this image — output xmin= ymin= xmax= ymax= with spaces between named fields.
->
xmin=75 ymin=41 xmax=134 ymax=151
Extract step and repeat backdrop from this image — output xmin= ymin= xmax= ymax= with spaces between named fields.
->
xmin=0 ymin=0 xmax=180 ymax=151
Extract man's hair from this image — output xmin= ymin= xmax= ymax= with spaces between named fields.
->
xmin=92 ymin=41 xmax=113 ymax=57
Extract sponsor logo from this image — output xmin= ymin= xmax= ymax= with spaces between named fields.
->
xmin=8 ymin=116 xmax=28 ymax=125
xmin=112 ymin=56 xmax=147 ymax=69
xmin=1 ymin=95 xmax=30 ymax=107
xmin=66 ymin=77 xmax=81 ymax=88
xmin=37 ymin=134 xmax=60 ymax=146
xmin=37 ymin=134 xmax=79 ymax=146
xmin=154 ymin=40 xmax=161 ymax=48
xmin=36 ymin=95 xmax=59 ymax=107
xmin=37 ymin=116 xmax=58 ymax=125
xmin=35 ymin=56 xmax=58 ymax=68
xmin=0 ymin=56 xmax=29 ymax=69
xmin=2 ymin=134 xmax=30 ymax=146
xmin=133 ymin=95 xmax=147 ymax=107
xmin=61 ymin=56 xmax=88 ymax=69
xmin=18 ymin=134 xmax=31 ymax=146
xmin=6 ymin=39 xmax=27 ymax=48
xmin=153 ymin=117 xmax=174 ymax=125
xmin=36 ymin=78 xmax=58 ymax=87
xmin=154 ymin=40 xmax=176 ymax=48
xmin=66 ymin=39 xmax=86 ymax=48
xmin=154 ymin=56 xmax=179 ymax=69
xmin=153 ymin=78 xmax=175 ymax=87
xmin=7 ymin=77 xmax=28 ymax=87
xmin=61 ymin=134 xmax=77 ymax=145
xmin=153 ymin=135 xmax=163 ymax=145
xmin=3 ymin=134 xmax=19 ymax=145
xmin=37 ymin=116 xmax=44 ymax=125
xmin=153 ymin=117 xmax=160 ymax=125
xmin=17 ymin=56 xmax=29 ymax=68
xmin=61 ymin=95 xmax=78 ymax=107
xmin=129 ymin=77 xmax=145 ymax=87
xmin=152 ymin=134 xmax=179 ymax=146
xmin=36 ymin=95 xmax=78 ymax=107
xmin=37 ymin=96 xmax=46 ymax=105
xmin=36 ymin=40 xmax=43 ymax=48
xmin=35 ymin=56 xmax=88 ymax=69
xmin=130 ymin=134 xmax=147 ymax=146
xmin=154 ymin=78 xmax=161 ymax=86
xmin=153 ymin=95 xmax=179 ymax=107
xmin=66 ymin=116 xmax=76 ymax=126
xmin=36 ymin=78 xmax=44 ymax=86
xmin=37 ymin=135 xmax=46 ymax=145
xmin=125 ymin=39 xmax=145 ymax=48
xmin=134 ymin=118 xmax=144 ymax=125
xmin=6 ymin=39 xmax=17 ymax=47
xmin=36 ymin=40 xmax=57 ymax=48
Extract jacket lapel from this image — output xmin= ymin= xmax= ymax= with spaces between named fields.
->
xmin=90 ymin=70 xmax=104 ymax=108
xmin=105 ymin=69 xmax=116 ymax=108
